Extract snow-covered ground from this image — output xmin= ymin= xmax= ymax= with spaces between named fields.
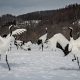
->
xmin=0 ymin=43 xmax=80 ymax=80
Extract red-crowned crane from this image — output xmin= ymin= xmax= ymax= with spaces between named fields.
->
xmin=0 ymin=25 xmax=26 ymax=70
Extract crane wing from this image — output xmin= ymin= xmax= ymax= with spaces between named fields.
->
xmin=12 ymin=29 xmax=26 ymax=36
xmin=6 ymin=28 xmax=26 ymax=38
xmin=39 ymin=33 xmax=47 ymax=43
xmin=0 ymin=36 xmax=4 ymax=44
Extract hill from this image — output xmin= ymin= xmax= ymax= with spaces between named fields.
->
xmin=0 ymin=3 xmax=80 ymax=42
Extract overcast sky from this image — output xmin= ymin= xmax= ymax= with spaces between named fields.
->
xmin=0 ymin=0 xmax=80 ymax=16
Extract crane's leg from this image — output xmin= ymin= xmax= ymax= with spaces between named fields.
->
xmin=72 ymin=55 xmax=76 ymax=62
xmin=42 ymin=43 xmax=43 ymax=51
xmin=10 ymin=43 xmax=12 ymax=51
xmin=5 ymin=53 xmax=11 ymax=71
xmin=77 ymin=57 xmax=80 ymax=69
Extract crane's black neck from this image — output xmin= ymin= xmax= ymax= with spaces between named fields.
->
xmin=70 ymin=29 xmax=73 ymax=38
xmin=46 ymin=29 xmax=47 ymax=33
xmin=10 ymin=30 xmax=12 ymax=36
xmin=9 ymin=25 xmax=13 ymax=36
xmin=77 ymin=32 xmax=80 ymax=38
xmin=45 ymin=28 xmax=48 ymax=41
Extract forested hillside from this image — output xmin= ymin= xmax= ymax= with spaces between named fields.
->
xmin=0 ymin=4 xmax=80 ymax=42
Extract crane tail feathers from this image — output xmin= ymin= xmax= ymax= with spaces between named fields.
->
xmin=56 ymin=42 xmax=64 ymax=51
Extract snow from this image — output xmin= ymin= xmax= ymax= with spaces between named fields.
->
xmin=0 ymin=33 xmax=80 ymax=80
xmin=0 ymin=43 xmax=80 ymax=80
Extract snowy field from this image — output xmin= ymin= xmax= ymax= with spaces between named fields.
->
xmin=0 ymin=44 xmax=80 ymax=80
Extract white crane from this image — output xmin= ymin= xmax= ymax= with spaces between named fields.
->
xmin=0 ymin=25 xmax=26 ymax=70
xmin=69 ymin=27 xmax=80 ymax=69
xmin=37 ymin=27 xmax=48 ymax=51
xmin=47 ymin=33 xmax=69 ymax=52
